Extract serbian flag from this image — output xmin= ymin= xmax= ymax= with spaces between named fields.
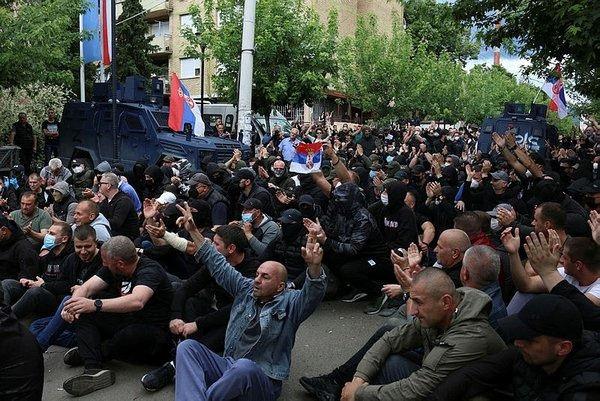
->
xmin=82 ymin=0 xmax=101 ymax=63
xmin=168 ymin=73 xmax=205 ymax=136
xmin=100 ymin=0 xmax=112 ymax=65
xmin=542 ymin=64 xmax=569 ymax=119
xmin=290 ymin=142 xmax=323 ymax=173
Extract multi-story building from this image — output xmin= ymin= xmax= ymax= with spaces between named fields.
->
xmin=143 ymin=0 xmax=403 ymax=120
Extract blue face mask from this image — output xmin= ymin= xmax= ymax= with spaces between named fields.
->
xmin=386 ymin=156 xmax=394 ymax=163
xmin=241 ymin=213 xmax=254 ymax=223
xmin=42 ymin=234 xmax=57 ymax=251
xmin=369 ymin=170 xmax=377 ymax=179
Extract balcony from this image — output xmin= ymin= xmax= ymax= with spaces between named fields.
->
xmin=141 ymin=0 xmax=172 ymax=21
xmin=150 ymin=34 xmax=172 ymax=60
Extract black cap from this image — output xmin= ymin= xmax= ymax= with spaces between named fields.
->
xmin=298 ymin=194 xmax=315 ymax=206
xmin=241 ymin=198 xmax=263 ymax=210
xmin=235 ymin=168 xmax=256 ymax=182
xmin=498 ymin=294 xmax=583 ymax=342
xmin=279 ymin=209 xmax=303 ymax=224
xmin=186 ymin=172 xmax=212 ymax=186
xmin=411 ymin=165 xmax=426 ymax=174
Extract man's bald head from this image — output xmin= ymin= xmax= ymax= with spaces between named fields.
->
xmin=409 ymin=268 xmax=459 ymax=329
xmin=253 ymin=261 xmax=288 ymax=302
xmin=434 ymin=229 xmax=471 ymax=269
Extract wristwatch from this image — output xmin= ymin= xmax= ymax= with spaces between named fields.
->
xmin=94 ymin=299 xmax=103 ymax=312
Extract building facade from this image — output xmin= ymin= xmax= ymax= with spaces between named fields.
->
xmin=143 ymin=0 xmax=403 ymax=102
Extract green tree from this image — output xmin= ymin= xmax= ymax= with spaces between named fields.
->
xmin=0 ymin=0 xmax=86 ymax=88
xmin=403 ymin=0 xmax=479 ymax=63
xmin=116 ymin=0 xmax=158 ymax=81
xmin=182 ymin=0 xmax=338 ymax=127
xmin=453 ymin=0 xmax=600 ymax=102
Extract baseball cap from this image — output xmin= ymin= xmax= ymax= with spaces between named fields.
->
xmin=498 ymin=294 xmax=583 ymax=342
xmin=411 ymin=165 xmax=426 ymax=174
xmin=298 ymin=194 xmax=315 ymax=207
xmin=241 ymin=198 xmax=263 ymax=211
xmin=487 ymin=203 xmax=514 ymax=218
xmin=235 ymin=168 xmax=256 ymax=182
xmin=49 ymin=181 xmax=70 ymax=195
xmin=156 ymin=191 xmax=177 ymax=205
xmin=394 ymin=170 xmax=409 ymax=180
xmin=490 ymin=170 xmax=509 ymax=182
xmin=279 ymin=209 xmax=303 ymax=224
xmin=186 ymin=173 xmax=211 ymax=186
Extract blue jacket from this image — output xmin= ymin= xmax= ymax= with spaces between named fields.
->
xmin=194 ymin=240 xmax=326 ymax=380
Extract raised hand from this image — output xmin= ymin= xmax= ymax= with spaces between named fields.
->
xmin=301 ymin=235 xmax=324 ymax=271
xmin=302 ymin=218 xmax=325 ymax=243
xmin=505 ymin=133 xmax=517 ymax=149
xmin=407 ymin=243 xmax=422 ymax=271
xmin=500 ymin=227 xmax=521 ymax=255
xmin=146 ymin=219 xmax=166 ymax=238
xmin=455 ymin=200 xmax=465 ymax=212
xmin=143 ymin=198 xmax=158 ymax=219
xmin=524 ymin=231 xmax=560 ymax=276
xmin=175 ymin=201 xmax=199 ymax=233
xmin=491 ymin=132 xmax=505 ymax=148
xmin=497 ymin=207 xmax=517 ymax=227
xmin=589 ymin=210 xmax=600 ymax=245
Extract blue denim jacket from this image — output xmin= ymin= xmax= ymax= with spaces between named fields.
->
xmin=194 ymin=240 xmax=326 ymax=381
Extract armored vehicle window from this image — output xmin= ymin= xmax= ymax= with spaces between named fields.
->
xmin=125 ymin=115 xmax=144 ymax=131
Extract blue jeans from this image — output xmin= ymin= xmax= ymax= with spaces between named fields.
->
xmin=29 ymin=296 xmax=75 ymax=351
xmin=175 ymin=339 xmax=282 ymax=401
xmin=373 ymin=354 xmax=421 ymax=384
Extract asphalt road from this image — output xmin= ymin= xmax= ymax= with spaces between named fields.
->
xmin=42 ymin=300 xmax=385 ymax=400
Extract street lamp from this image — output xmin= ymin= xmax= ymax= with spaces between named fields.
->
xmin=195 ymin=32 xmax=207 ymax=117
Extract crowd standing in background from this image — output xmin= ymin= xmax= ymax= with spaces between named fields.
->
xmin=2 ymin=112 xmax=600 ymax=401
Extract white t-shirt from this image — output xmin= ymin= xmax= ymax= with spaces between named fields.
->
xmin=558 ymin=267 xmax=600 ymax=299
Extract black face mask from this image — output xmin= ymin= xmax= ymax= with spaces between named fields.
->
xmin=145 ymin=179 xmax=155 ymax=188
xmin=300 ymin=205 xmax=316 ymax=219
xmin=188 ymin=186 xmax=199 ymax=199
xmin=281 ymin=222 xmax=303 ymax=242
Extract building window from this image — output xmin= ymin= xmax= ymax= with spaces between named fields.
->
xmin=180 ymin=58 xmax=200 ymax=79
xmin=150 ymin=20 xmax=170 ymax=36
xmin=180 ymin=14 xmax=197 ymax=34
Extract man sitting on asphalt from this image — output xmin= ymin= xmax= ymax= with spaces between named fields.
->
xmin=10 ymin=191 xmax=53 ymax=245
xmin=159 ymin=202 xmax=326 ymax=401
xmin=2 ymin=221 xmax=73 ymax=318
xmin=239 ymin=198 xmax=282 ymax=256
xmin=338 ymin=267 xmax=506 ymax=401
xmin=98 ymin=172 xmax=140 ymax=240
xmin=72 ymin=200 xmax=111 ymax=243
xmin=58 ymin=236 xmax=174 ymax=397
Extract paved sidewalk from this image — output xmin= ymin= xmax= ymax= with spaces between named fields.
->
xmin=42 ymin=300 xmax=385 ymax=400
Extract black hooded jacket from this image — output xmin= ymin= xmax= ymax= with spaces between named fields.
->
xmin=371 ymin=182 xmax=419 ymax=250
xmin=0 ymin=222 xmax=38 ymax=280
xmin=320 ymin=183 xmax=388 ymax=262
xmin=142 ymin=165 xmax=165 ymax=200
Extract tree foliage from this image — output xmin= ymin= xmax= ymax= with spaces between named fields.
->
xmin=337 ymin=14 xmax=566 ymax=129
xmin=453 ymin=0 xmax=600 ymax=102
xmin=0 ymin=0 xmax=85 ymax=88
xmin=116 ymin=0 xmax=158 ymax=81
xmin=182 ymin=0 xmax=338 ymax=116
xmin=403 ymin=0 xmax=479 ymax=63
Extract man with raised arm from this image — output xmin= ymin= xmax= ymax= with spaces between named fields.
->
xmin=160 ymin=202 xmax=327 ymax=401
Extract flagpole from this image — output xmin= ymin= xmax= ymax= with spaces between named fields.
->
xmin=532 ymin=87 xmax=543 ymax=104
xmin=79 ymin=14 xmax=86 ymax=101
xmin=111 ymin=0 xmax=118 ymax=161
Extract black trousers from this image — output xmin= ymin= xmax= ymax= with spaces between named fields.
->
xmin=0 ymin=320 xmax=44 ymax=401
xmin=337 ymin=256 xmax=395 ymax=296
xmin=75 ymin=312 xmax=172 ymax=370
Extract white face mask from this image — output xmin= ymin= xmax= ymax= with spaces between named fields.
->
xmin=490 ymin=218 xmax=501 ymax=232
xmin=381 ymin=193 xmax=389 ymax=205
xmin=594 ymin=163 xmax=599 ymax=170
xmin=525 ymin=170 xmax=533 ymax=178
xmin=73 ymin=166 xmax=84 ymax=174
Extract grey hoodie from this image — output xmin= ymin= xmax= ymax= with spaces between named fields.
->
xmin=71 ymin=213 xmax=111 ymax=243
xmin=355 ymin=287 xmax=506 ymax=401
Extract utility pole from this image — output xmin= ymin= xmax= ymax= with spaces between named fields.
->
xmin=237 ymin=0 xmax=256 ymax=146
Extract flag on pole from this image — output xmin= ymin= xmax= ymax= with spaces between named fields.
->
xmin=541 ymin=64 xmax=569 ymax=119
xmin=168 ymin=73 xmax=206 ymax=137
xmin=290 ymin=142 xmax=323 ymax=174
xmin=100 ymin=0 xmax=112 ymax=65
xmin=82 ymin=0 xmax=101 ymax=63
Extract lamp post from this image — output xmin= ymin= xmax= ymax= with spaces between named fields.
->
xmin=200 ymin=43 xmax=206 ymax=117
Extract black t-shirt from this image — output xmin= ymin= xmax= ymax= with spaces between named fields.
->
xmin=12 ymin=122 xmax=34 ymax=149
xmin=42 ymin=119 xmax=60 ymax=145
xmin=96 ymin=256 xmax=174 ymax=326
